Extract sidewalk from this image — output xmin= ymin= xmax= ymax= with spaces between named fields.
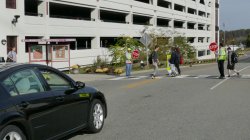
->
xmin=67 ymin=74 xmax=115 ymax=82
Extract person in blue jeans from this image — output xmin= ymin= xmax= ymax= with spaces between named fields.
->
xmin=126 ymin=48 xmax=132 ymax=78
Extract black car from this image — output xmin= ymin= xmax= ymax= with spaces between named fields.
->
xmin=0 ymin=63 xmax=107 ymax=140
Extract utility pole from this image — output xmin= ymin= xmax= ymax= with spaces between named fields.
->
xmin=223 ymin=23 xmax=226 ymax=45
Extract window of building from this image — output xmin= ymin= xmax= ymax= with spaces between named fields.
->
xmin=200 ymin=0 xmax=205 ymax=5
xmin=187 ymin=23 xmax=196 ymax=29
xmin=207 ymin=37 xmax=210 ymax=43
xmin=207 ymin=25 xmax=211 ymax=31
xmin=198 ymin=11 xmax=206 ymax=17
xmin=158 ymin=0 xmax=172 ymax=9
xmin=134 ymin=0 xmax=152 ymax=4
xmin=25 ymin=0 xmax=43 ymax=16
xmin=207 ymin=13 xmax=211 ymax=18
xmin=207 ymin=50 xmax=211 ymax=55
xmin=133 ymin=14 xmax=152 ymax=25
xmin=187 ymin=37 xmax=196 ymax=43
xmin=100 ymin=37 xmax=117 ymax=48
xmin=198 ymin=37 xmax=204 ymax=43
xmin=174 ymin=21 xmax=185 ymax=28
xmin=157 ymin=18 xmax=170 ymax=27
xmin=100 ymin=10 xmax=127 ymax=24
xmin=76 ymin=37 xmax=92 ymax=50
xmin=198 ymin=24 xmax=205 ymax=30
xmin=174 ymin=4 xmax=185 ymax=12
xmin=198 ymin=50 xmax=206 ymax=57
xmin=6 ymin=0 xmax=16 ymax=9
xmin=188 ymin=8 xmax=197 ymax=15
xmin=50 ymin=2 xmax=92 ymax=20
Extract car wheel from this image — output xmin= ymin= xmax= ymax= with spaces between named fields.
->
xmin=87 ymin=99 xmax=105 ymax=133
xmin=0 ymin=125 xmax=26 ymax=140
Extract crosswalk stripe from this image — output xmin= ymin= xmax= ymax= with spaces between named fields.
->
xmin=109 ymin=77 xmax=127 ymax=80
xmin=108 ymin=75 xmax=250 ymax=80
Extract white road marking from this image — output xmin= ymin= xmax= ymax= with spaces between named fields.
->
xmin=174 ymin=75 xmax=189 ymax=78
xmin=197 ymin=75 xmax=210 ymax=78
xmin=210 ymin=65 xmax=250 ymax=90
xmin=109 ymin=77 xmax=127 ymax=80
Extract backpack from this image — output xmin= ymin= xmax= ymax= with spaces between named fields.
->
xmin=231 ymin=52 xmax=238 ymax=63
xmin=148 ymin=53 xmax=153 ymax=64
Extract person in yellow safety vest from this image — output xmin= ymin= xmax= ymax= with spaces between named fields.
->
xmin=166 ymin=51 xmax=172 ymax=76
xmin=218 ymin=43 xmax=227 ymax=79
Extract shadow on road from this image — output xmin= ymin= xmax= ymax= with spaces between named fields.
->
xmin=60 ymin=130 xmax=89 ymax=140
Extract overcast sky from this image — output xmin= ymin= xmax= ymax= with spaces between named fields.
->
xmin=220 ymin=0 xmax=250 ymax=31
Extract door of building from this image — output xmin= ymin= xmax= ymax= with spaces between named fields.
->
xmin=7 ymin=36 xmax=17 ymax=53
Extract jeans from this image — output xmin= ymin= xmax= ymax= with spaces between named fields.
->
xmin=152 ymin=62 xmax=158 ymax=76
xmin=175 ymin=63 xmax=181 ymax=75
xmin=126 ymin=63 xmax=132 ymax=77
xmin=170 ymin=64 xmax=177 ymax=75
xmin=218 ymin=60 xmax=225 ymax=77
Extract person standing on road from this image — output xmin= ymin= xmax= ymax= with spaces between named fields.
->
xmin=217 ymin=43 xmax=226 ymax=79
xmin=175 ymin=47 xmax=181 ymax=75
xmin=7 ymin=47 xmax=17 ymax=63
xmin=227 ymin=47 xmax=240 ymax=77
xmin=151 ymin=46 xmax=160 ymax=79
xmin=169 ymin=47 xmax=178 ymax=77
xmin=125 ymin=48 xmax=133 ymax=78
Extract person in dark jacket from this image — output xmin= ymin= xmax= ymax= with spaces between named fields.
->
xmin=227 ymin=47 xmax=239 ymax=77
xmin=151 ymin=46 xmax=160 ymax=79
xmin=169 ymin=47 xmax=178 ymax=77
xmin=175 ymin=47 xmax=181 ymax=75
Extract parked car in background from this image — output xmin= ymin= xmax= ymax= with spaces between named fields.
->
xmin=0 ymin=63 xmax=107 ymax=140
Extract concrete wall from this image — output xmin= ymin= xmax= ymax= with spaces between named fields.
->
xmin=0 ymin=0 xmax=218 ymax=67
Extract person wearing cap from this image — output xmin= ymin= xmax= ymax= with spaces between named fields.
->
xmin=125 ymin=48 xmax=133 ymax=78
xmin=227 ymin=47 xmax=240 ymax=77
xmin=217 ymin=43 xmax=226 ymax=79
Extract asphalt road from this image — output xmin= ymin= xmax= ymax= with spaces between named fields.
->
xmin=67 ymin=55 xmax=250 ymax=140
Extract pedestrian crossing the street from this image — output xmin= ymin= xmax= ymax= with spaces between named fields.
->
xmin=108 ymin=75 xmax=250 ymax=81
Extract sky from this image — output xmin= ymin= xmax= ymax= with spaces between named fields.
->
xmin=220 ymin=0 xmax=250 ymax=31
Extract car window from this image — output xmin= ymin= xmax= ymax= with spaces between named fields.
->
xmin=1 ymin=77 xmax=19 ymax=96
xmin=39 ymin=70 xmax=72 ymax=91
xmin=10 ymin=69 xmax=44 ymax=95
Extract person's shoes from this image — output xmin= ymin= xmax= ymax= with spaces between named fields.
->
xmin=151 ymin=75 xmax=155 ymax=79
xmin=227 ymin=75 xmax=231 ymax=77
xmin=237 ymin=72 xmax=240 ymax=76
xmin=219 ymin=76 xmax=225 ymax=79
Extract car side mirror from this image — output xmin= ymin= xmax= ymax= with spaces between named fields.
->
xmin=75 ymin=81 xmax=85 ymax=89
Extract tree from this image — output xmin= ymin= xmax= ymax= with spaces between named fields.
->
xmin=246 ymin=34 xmax=250 ymax=48
xmin=108 ymin=36 xmax=143 ymax=65
xmin=141 ymin=26 xmax=176 ymax=61
xmin=172 ymin=36 xmax=196 ymax=60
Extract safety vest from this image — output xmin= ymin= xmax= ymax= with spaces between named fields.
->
xmin=166 ymin=54 xmax=171 ymax=71
xmin=218 ymin=47 xmax=226 ymax=60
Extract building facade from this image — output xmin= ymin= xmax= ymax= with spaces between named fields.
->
xmin=0 ymin=0 xmax=219 ymax=68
